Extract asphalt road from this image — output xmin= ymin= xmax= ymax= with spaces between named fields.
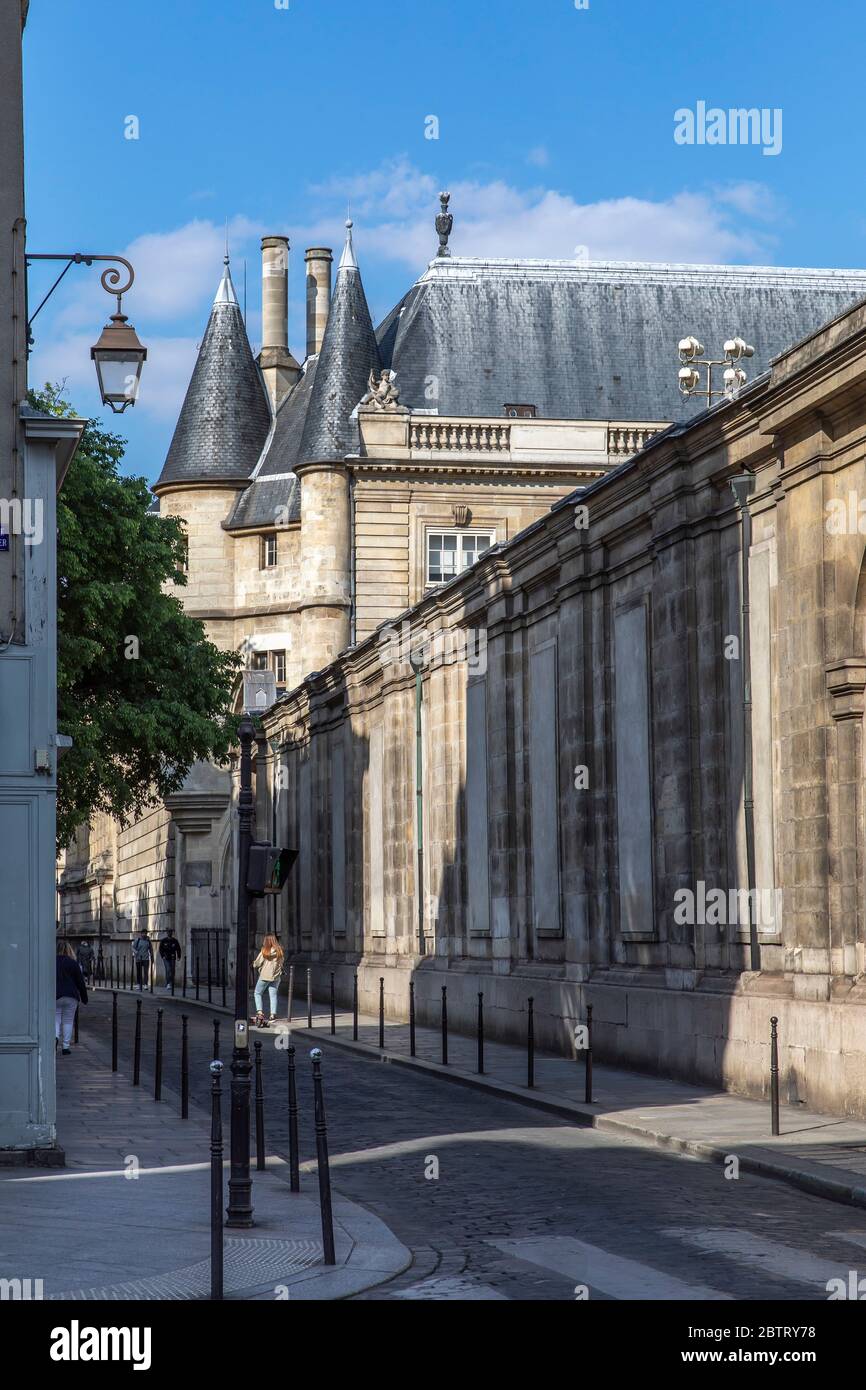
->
xmin=83 ymin=990 xmax=866 ymax=1303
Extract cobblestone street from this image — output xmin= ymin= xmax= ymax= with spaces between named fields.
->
xmin=79 ymin=992 xmax=866 ymax=1302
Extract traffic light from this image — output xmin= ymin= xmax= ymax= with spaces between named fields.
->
xmin=246 ymin=844 xmax=298 ymax=896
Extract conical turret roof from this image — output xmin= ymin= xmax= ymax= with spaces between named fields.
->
xmin=155 ymin=256 xmax=271 ymax=489
xmin=298 ymin=221 xmax=382 ymax=465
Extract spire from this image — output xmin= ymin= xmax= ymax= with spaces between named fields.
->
xmin=298 ymin=221 xmax=381 ymax=465
xmin=154 ymin=255 xmax=270 ymax=489
xmin=213 ymin=248 xmax=238 ymax=306
xmin=338 ymin=218 xmax=357 ymax=272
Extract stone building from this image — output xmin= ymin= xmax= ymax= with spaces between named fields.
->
xmin=58 ymin=205 xmax=866 ymax=1114
xmin=1 ymin=0 xmax=85 ymax=1155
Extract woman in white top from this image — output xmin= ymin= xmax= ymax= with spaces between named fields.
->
xmin=252 ymin=936 xmax=283 ymax=1026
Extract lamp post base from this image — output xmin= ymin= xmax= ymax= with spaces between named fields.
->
xmin=225 ymin=1047 xmax=254 ymax=1228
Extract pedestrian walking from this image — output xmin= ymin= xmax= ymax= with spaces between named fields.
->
xmin=56 ymin=940 xmax=88 ymax=1055
xmin=132 ymin=930 xmax=153 ymax=992
xmin=252 ymin=935 xmax=283 ymax=1027
xmin=75 ymin=938 xmax=95 ymax=986
xmin=158 ymin=927 xmax=182 ymax=992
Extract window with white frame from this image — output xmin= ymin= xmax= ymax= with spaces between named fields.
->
xmin=260 ymin=534 xmax=278 ymax=569
xmin=426 ymin=531 xmax=493 ymax=585
xmin=251 ymin=649 xmax=286 ymax=688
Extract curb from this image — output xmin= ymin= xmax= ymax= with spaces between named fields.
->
xmin=286 ymin=1025 xmax=866 ymax=1216
xmin=103 ymin=989 xmax=866 ymax=1216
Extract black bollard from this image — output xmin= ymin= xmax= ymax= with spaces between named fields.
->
xmin=310 ymin=1049 xmax=336 ymax=1264
xmin=409 ymin=981 xmax=416 ymax=1057
xmin=287 ymin=1044 xmax=300 ymax=1193
xmin=441 ymin=985 xmax=448 ymax=1066
xmin=477 ymin=992 xmax=484 ymax=1075
xmin=287 ymin=964 xmax=295 ymax=1024
xmin=352 ymin=972 xmax=358 ymax=1041
xmin=181 ymin=1016 xmax=189 ymax=1120
xmin=154 ymin=1008 xmax=164 ymax=1102
xmin=330 ymin=972 xmax=336 ymax=1035
xmin=770 ymin=1015 xmax=780 ymax=1136
xmin=207 ymin=937 xmax=212 ymax=1005
xmin=111 ymin=991 xmax=118 ymax=1072
xmin=209 ymin=1060 xmax=224 ymax=1301
xmin=182 ymin=957 xmax=187 ymax=999
xmin=585 ymin=1003 xmax=593 ymax=1104
xmin=149 ymin=958 xmax=153 ymax=994
xmin=73 ymin=1005 xmax=79 ymax=1045
xmin=213 ymin=1018 xmax=220 ymax=1061
xmin=307 ymin=968 xmax=312 ymax=1029
xmin=254 ymin=1041 xmax=266 ymax=1172
xmin=133 ymin=998 xmax=142 ymax=1087
xmin=527 ymin=996 xmax=535 ymax=1089
xmin=195 ymin=956 xmax=200 ymax=1002
xmin=378 ymin=977 xmax=385 ymax=1049
xmin=122 ymin=957 xmax=127 ymax=991
xmin=221 ymin=954 xmax=226 ymax=1009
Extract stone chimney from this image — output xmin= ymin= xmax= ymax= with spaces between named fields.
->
xmin=304 ymin=247 xmax=333 ymax=358
xmin=258 ymin=235 xmax=301 ymax=410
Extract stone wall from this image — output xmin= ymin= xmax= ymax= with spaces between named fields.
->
xmin=263 ymin=298 xmax=866 ymax=1121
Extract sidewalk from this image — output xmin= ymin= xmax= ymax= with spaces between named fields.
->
xmin=266 ymin=992 xmax=866 ymax=1213
xmin=0 ymin=1023 xmax=410 ymax=1301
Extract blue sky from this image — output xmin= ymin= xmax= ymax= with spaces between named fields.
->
xmin=23 ymin=0 xmax=866 ymax=482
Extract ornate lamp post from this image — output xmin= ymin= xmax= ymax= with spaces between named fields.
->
xmin=26 ymin=253 xmax=146 ymax=412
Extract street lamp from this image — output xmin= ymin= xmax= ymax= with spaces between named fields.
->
xmin=91 ymin=309 xmax=147 ymax=413
xmin=26 ymin=253 xmax=147 ymax=412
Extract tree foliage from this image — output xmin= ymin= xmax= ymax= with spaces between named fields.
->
xmin=29 ymin=385 xmax=240 ymax=848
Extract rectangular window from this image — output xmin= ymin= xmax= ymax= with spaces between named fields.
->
xmin=272 ymin=650 xmax=286 ymax=688
xmin=251 ymin=652 xmax=268 ymax=672
xmin=261 ymin=534 xmax=277 ymax=569
xmin=427 ymin=531 xmax=493 ymax=585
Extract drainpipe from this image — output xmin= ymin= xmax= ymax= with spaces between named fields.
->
xmin=409 ymin=649 xmax=426 ymax=955
xmin=730 ymin=475 xmax=760 ymax=973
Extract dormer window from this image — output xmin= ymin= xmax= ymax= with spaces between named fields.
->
xmin=504 ymin=404 xmax=536 ymax=418
xmin=260 ymin=534 xmax=277 ymax=569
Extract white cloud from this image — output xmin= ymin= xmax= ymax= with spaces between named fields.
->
xmin=297 ymin=158 xmax=781 ymax=270
xmin=46 ymin=215 xmax=265 ymax=334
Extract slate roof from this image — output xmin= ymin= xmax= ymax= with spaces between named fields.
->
xmin=222 ymin=356 xmax=319 ymax=531
xmin=155 ymin=258 xmax=271 ymax=489
xmin=297 ymin=222 xmax=382 ymax=465
xmin=378 ymin=258 xmax=866 ymax=422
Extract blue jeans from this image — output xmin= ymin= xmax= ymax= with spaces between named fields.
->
xmin=255 ymin=979 xmax=278 ymax=1015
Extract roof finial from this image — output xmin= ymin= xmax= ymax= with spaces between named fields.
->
xmin=436 ymin=191 xmax=453 ymax=258
xmin=339 ymin=217 xmax=357 ymax=272
xmin=224 ymin=217 xmax=229 ymax=266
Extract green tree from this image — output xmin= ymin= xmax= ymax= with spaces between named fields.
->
xmin=29 ymin=385 xmax=240 ymax=848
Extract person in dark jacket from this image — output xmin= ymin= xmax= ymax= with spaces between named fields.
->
xmin=131 ymin=930 xmax=153 ymax=991
xmin=76 ymin=939 xmax=95 ymax=984
xmin=158 ymin=928 xmax=182 ymax=991
xmin=56 ymin=940 xmax=88 ymax=1054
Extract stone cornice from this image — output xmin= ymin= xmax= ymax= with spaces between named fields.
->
xmin=826 ymin=660 xmax=866 ymax=722
xmin=164 ymin=790 xmax=230 ymax=834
